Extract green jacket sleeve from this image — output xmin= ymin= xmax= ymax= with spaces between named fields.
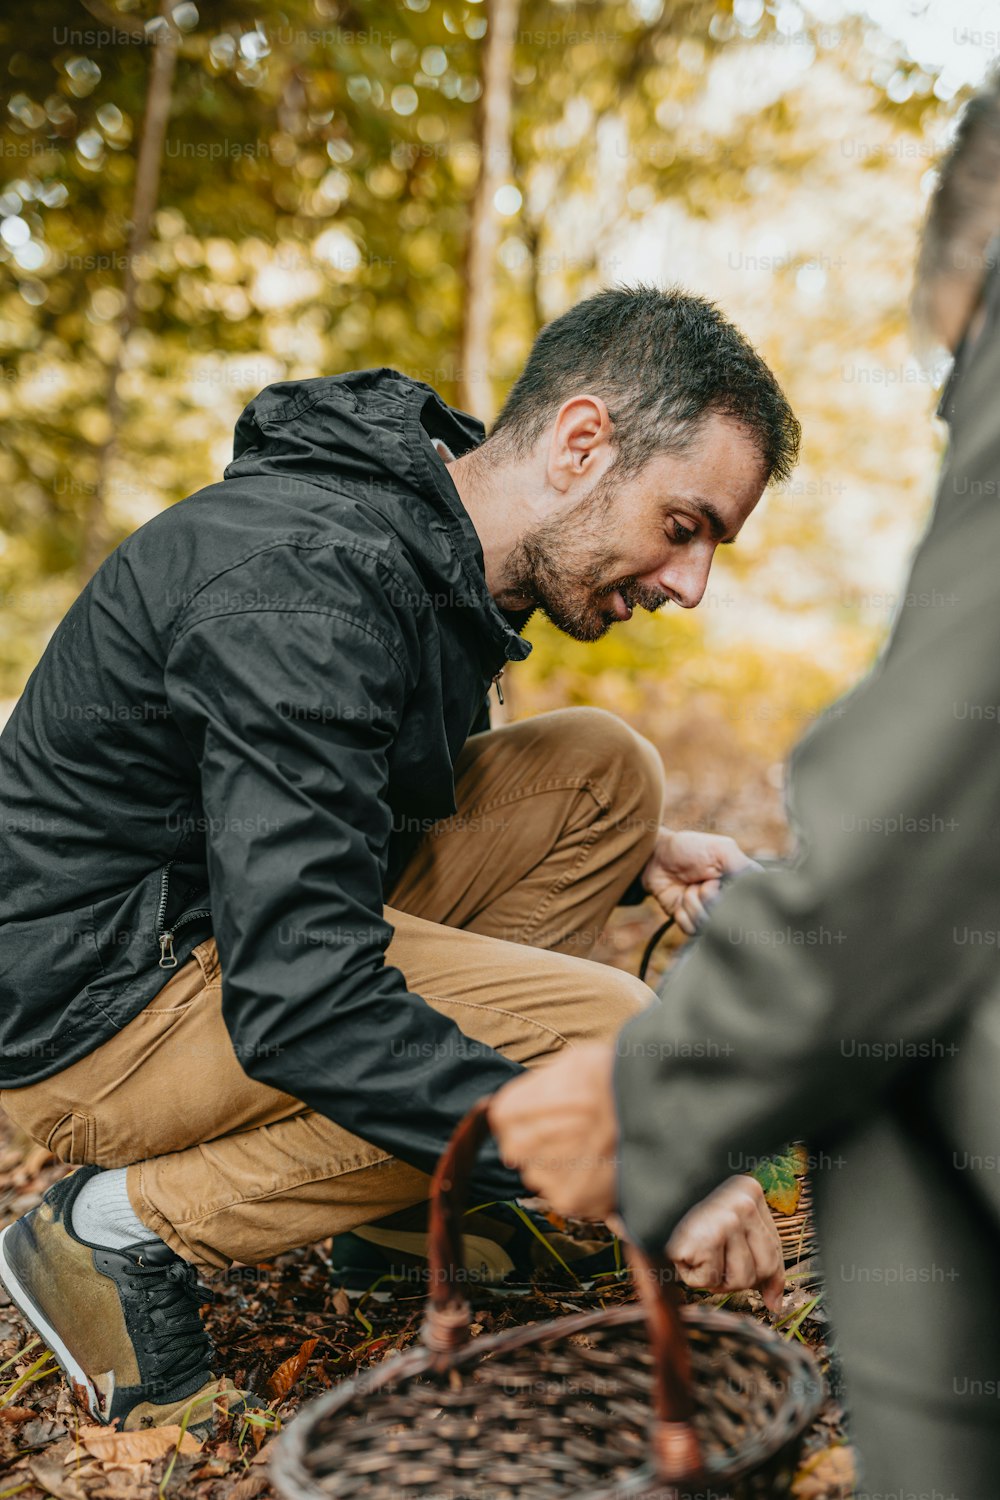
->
xmin=614 ymin=322 xmax=1000 ymax=1252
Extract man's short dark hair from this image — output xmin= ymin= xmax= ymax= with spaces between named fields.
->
xmin=488 ymin=284 xmax=800 ymax=484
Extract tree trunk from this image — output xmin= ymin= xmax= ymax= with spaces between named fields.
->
xmin=80 ymin=0 xmax=179 ymax=583
xmin=459 ymin=0 xmax=519 ymax=425
xmin=460 ymin=0 xmax=520 ymax=724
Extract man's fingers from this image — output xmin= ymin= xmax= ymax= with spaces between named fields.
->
xmin=487 ymin=1045 xmax=620 ymax=1222
xmin=675 ymin=907 xmax=698 ymax=936
xmin=739 ymin=1179 xmax=786 ymax=1309
xmin=673 ymin=1252 xmax=723 ymax=1291
xmin=740 ymin=1204 xmax=785 ymax=1302
xmin=761 ymin=1266 xmax=786 ymax=1314
xmin=667 ymin=1209 xmax=728 ymax=1288
xmin=719 ymin=1225 xmax=756 ymax=1293
xmin=680 ymin=888 xmax=708 ymax=932
xmin=667 ymin=1176 xmax=785 ymax=1305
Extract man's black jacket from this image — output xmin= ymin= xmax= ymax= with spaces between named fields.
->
xmin=0 ymin=368 xmax=539 ymax=1197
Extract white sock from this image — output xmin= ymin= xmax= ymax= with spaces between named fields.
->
xmin=71 ymin=1168 xmax=166 ymax=1250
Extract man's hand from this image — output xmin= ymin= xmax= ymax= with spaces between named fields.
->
xmin=642 ymin=827 xmax=760 ymax=935
xmin=488 ymin=1043 xmax=618 ymax=1221
xmin=488 ymin=1042 xmax=786 ymax=1310
xmin=665 ymin=1174 xmax=785 ymax=1312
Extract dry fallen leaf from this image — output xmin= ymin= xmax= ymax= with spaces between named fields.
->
xmin=0 ymin=1404 xmax=37 ymax=1423
xmin=792 ymin=1443 xmax=856 ymax=1499
xmin=228 ymin=1474 xmax=272 ymax=1500
xmin=18 ymin=1415 xmax=66 ymax=1450
xmin=267 ymin=1337 xmax=318 ymax=1400
xmin=75 ymin=1423 xmax=202 ymax=1465
xmin=330 ymin=1288 xmax=351 ymax=1317
xmin=25 ymin=1455 xmax=89 ymax=1500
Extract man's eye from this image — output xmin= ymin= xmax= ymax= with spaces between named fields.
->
xmin=669 ymin=521 xmax=695 ymax=544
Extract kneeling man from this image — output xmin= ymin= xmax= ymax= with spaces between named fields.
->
xmin=0 ymin=285 xmax=797 ymax=1431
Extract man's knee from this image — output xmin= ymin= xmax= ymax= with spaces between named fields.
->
xmin=542 ymin=706 xmax=665 ymax=843
xmin=581 ymin=707 xmax=665 ymax=861
xmin=601 ymin=966 xmax=656 ymax=1030
xmin=599 ymin=966 xmax=653 ymax=1038
xmin=550 ymin=962 xmax=655 ymax=1052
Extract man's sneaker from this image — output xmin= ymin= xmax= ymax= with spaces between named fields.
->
xmin=0 ymin=1164 xmax=257 ymax=1433
xmin=328 ymin=1199 xmax=624 ymax=1296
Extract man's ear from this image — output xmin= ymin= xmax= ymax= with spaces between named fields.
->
xmin=548 ymin=394 xmax=613 ymax=491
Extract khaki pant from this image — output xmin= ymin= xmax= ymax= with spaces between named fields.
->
xmin=1 ymin=708 xmax=665 ymax=1272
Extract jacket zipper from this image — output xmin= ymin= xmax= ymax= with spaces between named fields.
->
xmin=492 ymin=668 xmax=505 ymax=706
xmin=155 ymin=860 xmax=212 ymax=969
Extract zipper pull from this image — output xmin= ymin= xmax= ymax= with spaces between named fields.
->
xmin=159 ymin=932 xmax=178 ymax=969
xmin=492 ymin=669 xmax=505 ymax=706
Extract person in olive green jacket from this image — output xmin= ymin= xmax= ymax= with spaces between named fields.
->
xmin=492 ymin=73 xmax=1000 ymax=1500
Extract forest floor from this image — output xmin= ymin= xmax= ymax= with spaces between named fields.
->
xmin=0 ymin=1090 xmax=854 ymax=1500
xmin=0 ymin=692 xmax=858 ymax=1498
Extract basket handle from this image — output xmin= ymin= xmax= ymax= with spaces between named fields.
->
xmin=421 ymin=1096 xmax=706 ymax=1486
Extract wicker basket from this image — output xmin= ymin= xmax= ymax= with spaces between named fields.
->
xmin=271 ymin=1100 xmax=824 ymax=1500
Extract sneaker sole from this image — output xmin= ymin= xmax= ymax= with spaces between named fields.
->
xmin=328 ymin=1272 xmax=618 ymax=1301
xmin=0 ymin=1221 xmax=102 ymax=1420
xmin=352 ymin=1224 xmax=518 ymax=1280
xmin=328 ymin=1281 xmax=540 ymax=1304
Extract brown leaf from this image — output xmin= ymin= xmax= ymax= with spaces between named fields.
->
xmin=329 ymin=1288 xmax=351 ymax=1318
xmin=75 ymin=1423 xmax=202 ymax=1465
xmin=53 ymin=1461 xmax=105 ymax=1483
xmin=91 ymin=1485 xmax=155 ymax=1500
xmin=0 ymin=1404 xmax=37 ymax=1423
xmin=18 ymin=1416 xmax=67 ymax=1449
xmin=228 ymin=1475 xmax=272 ymax=1500
xmin=267 ymin=1337 xmax=318 ymax=1400
xmin=190 ymin=1458 xmax=231 ymax=1479
xmin=81 ymin=1469 xmax=159 ymax=1500
xmin=792 ymin=1443 xmax=856 ymax=1499
xmin=25 ymin=1456 xmax=89 ymax=1500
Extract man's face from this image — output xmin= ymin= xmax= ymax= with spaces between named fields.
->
xmin=502 ymin=413 xmax=767 ymax=643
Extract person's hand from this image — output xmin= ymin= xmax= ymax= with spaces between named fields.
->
xmin=641 ymin=827 xmax=761 ymax=935
xmin=665 ymin=1174 xmax=785 ymax=1312
xmin=488 ymin=1042 xmax=619 ymax=1220
xmin=489 ymin=1043 xmax=785 ymax=1311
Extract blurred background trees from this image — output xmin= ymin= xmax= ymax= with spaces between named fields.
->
xmin=0 ymin=0 xmax=974 ymax=943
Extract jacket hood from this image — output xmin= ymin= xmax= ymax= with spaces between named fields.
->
xmin=224 ymin=367 xmax=532 ymax=663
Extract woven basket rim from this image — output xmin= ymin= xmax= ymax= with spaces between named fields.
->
xmin=270 ymin=1299 xmax=824 ymax=1500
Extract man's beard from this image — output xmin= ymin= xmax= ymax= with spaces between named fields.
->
xmin=500 ymin=469 xmax=670 ymax=642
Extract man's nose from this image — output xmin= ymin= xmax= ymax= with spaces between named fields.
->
xmin=645 ymin=549 xmax=714 ymax=609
